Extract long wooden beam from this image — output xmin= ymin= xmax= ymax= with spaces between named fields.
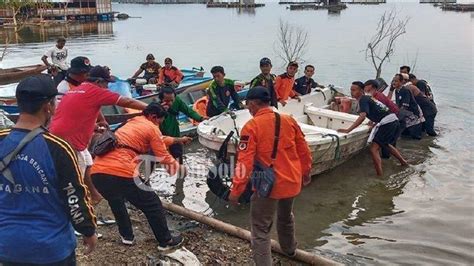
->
xmin=162 ymin=201 xmax=340 ymax=265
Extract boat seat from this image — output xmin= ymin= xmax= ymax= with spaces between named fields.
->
xmin=298 ymin=123 xmax=341 ymax=136
xmin=304 ymin=106 xmax=359 ymax=130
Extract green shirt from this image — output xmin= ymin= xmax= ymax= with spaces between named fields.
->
xmin=159 ymin=96 xmax=203 ymax=137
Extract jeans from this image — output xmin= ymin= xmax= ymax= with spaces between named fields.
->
xmin=250 ymin=195 xmax=297 ymax=266
xmin=92 ymin=173 xmax=172 ymax=245
xmin=0 ymin=252 xmax=76 ymax=266
xmin=53 ymin=70 xmax=66 ymax=87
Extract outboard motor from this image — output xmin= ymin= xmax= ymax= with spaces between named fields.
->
xmin=207 ymin=131 xmax=252 ymax=203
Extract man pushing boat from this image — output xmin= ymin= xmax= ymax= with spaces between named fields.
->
xmin=338 ymin=80 xmax=408 ymax=176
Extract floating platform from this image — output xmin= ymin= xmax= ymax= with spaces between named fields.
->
xmin=206 ymin=2 xmax=265 ymax=8
xmin=343 ymin=1 xmax=385 ymax=4
xmin=420 ymin=0 xmax=455 ymax=3
xmin=288 ymin=3 xmax=347 ymax=10
xmin=440 ymin=3 xmax=474 ymax=11
xmin=279 ymin=1 xmax=320 ymax=4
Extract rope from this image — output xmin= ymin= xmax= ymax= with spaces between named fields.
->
xmin=322 ymin=133 xmax=341 ymax=160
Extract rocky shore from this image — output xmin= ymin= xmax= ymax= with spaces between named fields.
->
xmin=76 ymin=202 xmax=300 ymax=265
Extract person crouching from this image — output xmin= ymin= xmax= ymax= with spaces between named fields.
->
xmin=90 ymin=103 xmax=187 ymax=250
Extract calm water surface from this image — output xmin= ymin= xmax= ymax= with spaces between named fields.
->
xmin=1 ymin=2 xmax=473 ymax=264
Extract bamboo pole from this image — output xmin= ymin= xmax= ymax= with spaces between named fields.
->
xmin=162 ymin=201 xmax=339 ymax=265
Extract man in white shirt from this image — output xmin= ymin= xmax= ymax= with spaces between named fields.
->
xmin=41 ymin=37 xmax=69 ymax=86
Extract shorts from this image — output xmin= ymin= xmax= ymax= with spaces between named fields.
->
xmin=76 ymin=149 xmax=93 ymax=175
xmin=373 ymin=121 xmax=399 ymax=149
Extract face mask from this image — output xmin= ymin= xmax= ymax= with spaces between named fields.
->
xmin=365 ymin=92 xmax=372 ymax=96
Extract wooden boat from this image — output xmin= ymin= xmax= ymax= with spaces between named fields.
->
xmin=0 ymin=64 xmax=48 ymax=85
xmin=197 ymin=87 xmax=371 ymax=176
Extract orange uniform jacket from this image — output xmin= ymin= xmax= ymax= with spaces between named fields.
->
xmin=230 ymin=107 xmax=312 ymax=199
xmin=274 ymin=73 xmax=296 ymax=102
xmin=158 ymin=67 xmax=184 ymax=85
xmin=91 ymin=115 xmax=179 ymax=178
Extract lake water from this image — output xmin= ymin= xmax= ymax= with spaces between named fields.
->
xmin=1 ymin=2 xmax=473 ymax=264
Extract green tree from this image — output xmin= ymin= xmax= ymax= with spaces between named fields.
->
xmin=0 ymin=0 xmax=34 ymax=28
xmin=35 ymin=0 xmax=53 ymax=22
xmin=0 ymin=0 xmax=35 ymax=62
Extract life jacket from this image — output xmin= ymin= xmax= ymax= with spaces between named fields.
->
xmin=190 ymin=96 xmax=208 ymax=125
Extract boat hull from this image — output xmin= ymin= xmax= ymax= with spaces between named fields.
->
xmin=197 ymin=88 xmax=371 ymax=176
xmin=0 ymin=64 xmax=48 ymax=85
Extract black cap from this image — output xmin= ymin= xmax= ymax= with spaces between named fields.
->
xmin=69 ymin=56 xmax=92 ymax=74
xmin=89 ymin=65 xmax=114 ymax=82
xmin=260 ymin=57 xmax=272 ymax=66
xmin=146 ymin=53 xmax=155 ymax=60
xmin=246 ymin=86 xmax=271 ymax=102
xmin=16 ymin=74 xmax=63 ymax=101
xmin=364 ymin=79 xmax=380 ymax=89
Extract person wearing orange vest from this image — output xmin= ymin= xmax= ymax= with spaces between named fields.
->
xmin=274 ymin=61 xmax=301 ymax=106
xmin=229 ymin=87 xmax=312 ymax=266
xmin=157 ymin=58 xmax=184 ymax=88
xmin=90 ymin=103 xmax=186 ymax=250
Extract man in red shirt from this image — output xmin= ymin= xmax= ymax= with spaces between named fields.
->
xmin=50 ymin=66 xmax=147 ymax=204
xmin=274 ymin=61 xmax=300 ymax=106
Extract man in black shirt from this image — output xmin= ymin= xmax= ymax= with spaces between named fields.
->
xmin=407 ymin=74 xmax=437 ymax=136
xmin=388 ymin=74 xmax=423 ymax=140
xmin=338 ymin=81 xmax=407 ymax=176
xmin=293 ymin=65 xmax=324 ymax=96
xmin=131 ymin=54 xmax=161 ymax=84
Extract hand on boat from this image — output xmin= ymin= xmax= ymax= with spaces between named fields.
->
xmin=337 ymin=128 xmax=350 ymax=134
xmin=279 ymin=100 xmax=287 ymax=106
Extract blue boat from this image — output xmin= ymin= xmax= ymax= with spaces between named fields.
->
xmin=0 ymin=67 xmax=212 ymax=115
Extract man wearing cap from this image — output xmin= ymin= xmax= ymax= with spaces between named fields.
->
xmin=250 ymin=58 xmax=277 ymax=107
xmin=57 ymin=56 xmax=92 ymax=99
xmin=275 ymin=61 xmax=301 ymax=106
xmin=229 ymin=87 xmax=312 ymax=266
xmin=0 ymin=75 xmax=97 ymax=264
xmin=338 ymin=81 xmax=408 ymax=176
xmin=42 ymin=37 xmax=69 ymax=86
xmin=131 ymin=54 xmax=162 ymax=84
xmin=50 ymin=66 xmax=148 ymax=204
xmin=206 ymin=66 xmax=242 ymax=117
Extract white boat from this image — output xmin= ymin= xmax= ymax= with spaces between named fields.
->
xmin=197 ymin=87 xmax=371 ymax=176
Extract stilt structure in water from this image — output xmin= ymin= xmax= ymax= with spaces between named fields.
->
xmin=206 ymin=0 xmax=265 ymax=8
